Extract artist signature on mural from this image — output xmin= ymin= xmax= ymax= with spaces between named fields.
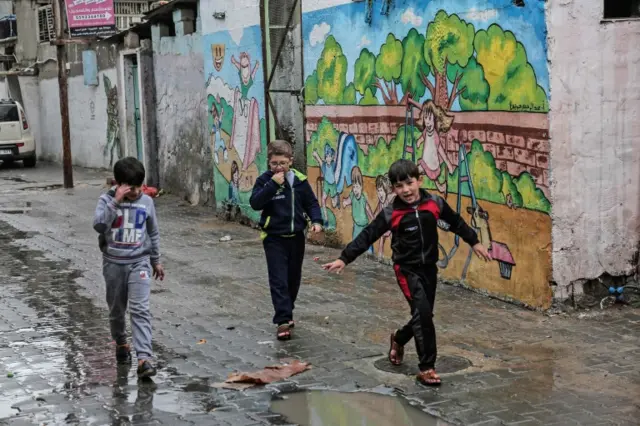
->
xmin=509 ymin=102 xmax=546 ymax=112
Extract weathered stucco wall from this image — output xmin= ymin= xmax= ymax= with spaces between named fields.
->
xmin=37 ymin=69 xmax=119 ymax=168
xmin=33 ymin=43 xmax=122 ymax=169
xmin=201 ymin=0 xmax=268 ymax=222
xmin=303 ymin=0 xmax=553 ymax=308
xmin=548 ymin=2 xmax=640 ymax=298
xmin=153 ymin=19 xmax=212 ymax=205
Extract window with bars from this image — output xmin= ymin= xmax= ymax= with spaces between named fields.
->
xmin=37 ymin=5 xmax=54 ymax=43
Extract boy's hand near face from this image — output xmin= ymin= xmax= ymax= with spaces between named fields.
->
xmin=323 ymin=259 xmax=346 ymax=274
xmin=114 ymin=184 xmax=131 ymax=203
xmin=472 ymin=243 xmax=492 ymax=262
xmin=272 ymin=172 xmax=285 ymax=185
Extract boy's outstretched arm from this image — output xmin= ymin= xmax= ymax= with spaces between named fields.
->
xmin=249 ymin=173 xmax=279 ymax=211
xmin=323 ymin=209 xmax=390 ymax=273
xmin=439 ymin=198 xmax=492 ymax=261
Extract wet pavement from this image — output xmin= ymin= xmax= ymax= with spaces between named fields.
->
xmin=0 ymin=162 xmax=639 ymax=425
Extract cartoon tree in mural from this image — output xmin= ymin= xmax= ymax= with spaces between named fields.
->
xmin=399 ymin=28 xmax=430 ymax=102
xmin=446 ymin=57 xmax=489 ymax=111
xmin=316 ymin=35 xmax=348 ymax=105
xmin=423 ymin=11 xmax=479 ymax=110
xmin=305 ymin=70 xmax=319 ymax=105
xmin=474 ymin=24 xmax=548 ymax=111
xmin=354 ymin=49 xmax=376 ymax=95
xmin=374 ymin=34 xmax=403 ymax=105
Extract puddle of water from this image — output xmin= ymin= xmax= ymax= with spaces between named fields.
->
xmin=270 ymin=391 xmax=449 ymax=426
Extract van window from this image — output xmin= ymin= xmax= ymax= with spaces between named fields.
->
xmin=0 ymin=105 xmax=18 ymax=122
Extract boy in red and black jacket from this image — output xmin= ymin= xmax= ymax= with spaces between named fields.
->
xmin=323 ymin=159 xmax=491 ymax=386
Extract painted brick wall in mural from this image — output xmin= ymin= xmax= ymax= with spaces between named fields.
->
xmin=303 ymin=0 xmax=551 ymax=308
xmin=204 ymin=26 xmax=267 ymax=221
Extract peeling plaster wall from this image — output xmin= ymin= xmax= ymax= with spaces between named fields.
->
xmin=153 ymin=26 xmax=212 ymax=205
xmin=548 ymin=2 xmax=640 ymax=298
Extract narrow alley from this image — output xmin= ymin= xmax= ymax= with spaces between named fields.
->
xmin=0 ymin=163 xmax=638 ymax=425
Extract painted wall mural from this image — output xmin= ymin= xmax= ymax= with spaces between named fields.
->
xmin=303 ymin=0 xmax=552 ymax=308
xmin=203 ymin=25 xmax=267 ymax=221
xmin=104 ymin=75 xmax=121 ymax=167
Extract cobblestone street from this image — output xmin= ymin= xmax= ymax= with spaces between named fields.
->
xmin=0 ymin=163 xmax=639 ymax=425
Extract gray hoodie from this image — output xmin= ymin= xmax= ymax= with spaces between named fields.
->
xmin=93 ymin=187 xmax=161 ymax=265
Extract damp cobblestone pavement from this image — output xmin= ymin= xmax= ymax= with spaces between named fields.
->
xmin=0 ymin=162 xmax=639 ymax=426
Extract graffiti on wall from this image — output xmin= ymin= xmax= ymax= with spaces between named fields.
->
xmin=203 ymin=26 xmax=267 ymax=221
xmin=303 ymin=1 xmax=552 ymax=307
xmin=103 ymin=75 xmax=121 ymax=166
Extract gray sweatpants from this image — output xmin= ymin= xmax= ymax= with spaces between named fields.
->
xmin=103 ymin=259 xmax=153 ymax=360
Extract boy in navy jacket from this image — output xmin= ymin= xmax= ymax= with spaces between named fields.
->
xmin=250 ymin=140 xmax=323 ymax=340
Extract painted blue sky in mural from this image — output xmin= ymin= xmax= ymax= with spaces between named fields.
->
xmin=203 ymin=25 xmax=265 ymax=120
xmin=302 ymin=0 xmax=549 ymax=109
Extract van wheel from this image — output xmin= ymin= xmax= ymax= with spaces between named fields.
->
xmin=23 ymin=156 xmax=36 ymax=168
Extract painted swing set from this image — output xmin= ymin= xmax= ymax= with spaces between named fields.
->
xmin=403 ymin=102 xmax=516 ymax=280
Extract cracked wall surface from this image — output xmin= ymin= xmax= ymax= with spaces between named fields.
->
xmin=548 ymin=1 xmax=640 ymax=298
xmin=153 ymin=30 xmax=212 ymax=205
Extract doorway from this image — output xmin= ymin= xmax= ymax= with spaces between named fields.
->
xmin=122 ymin=52 xmax=144 ymax=164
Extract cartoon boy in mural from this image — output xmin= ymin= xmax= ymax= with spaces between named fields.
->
xmin=231 ymin=52 xmax=259 ymax=117
xmin=370 ymin=174 xmax=394 ymax=258
xmin=408 ymin=98 xmax=455 ymax=195
xmin=211 ymin=96 xmax=227 ymax=164
xmin=312 ymin=144 xmax=340 ymax=224
xmin=228 ymin=160 xmax=240 ymax=205
xmin=343 ymin=166 xmax=374 ymax=247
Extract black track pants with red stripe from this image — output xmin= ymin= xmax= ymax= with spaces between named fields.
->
xmin=393 ymin=263 xmax=438 ymax=371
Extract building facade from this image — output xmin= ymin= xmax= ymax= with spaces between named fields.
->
xmin=9 ymin=0 xmax=640 ymax=309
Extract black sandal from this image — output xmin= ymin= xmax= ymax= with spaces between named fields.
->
xmin=277 ymin=323 xmax=291 ymax=341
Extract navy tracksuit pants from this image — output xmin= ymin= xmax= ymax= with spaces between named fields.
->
xmin=263 ymin=232 xmax=305 ymax=325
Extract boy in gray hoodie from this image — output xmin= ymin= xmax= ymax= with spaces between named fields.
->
xmin=93 ymin=157 xmax=165 ymax=378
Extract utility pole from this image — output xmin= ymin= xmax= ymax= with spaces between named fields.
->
xmin=52 ymin=0 xmax=73 ymax=188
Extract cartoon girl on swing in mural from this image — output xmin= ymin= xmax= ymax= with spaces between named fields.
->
xmin=407 ymin=98 xmax=456 ymax=195
xmin=231 ymin=52 xmax=259 ymax=117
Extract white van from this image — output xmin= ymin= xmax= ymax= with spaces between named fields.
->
xmin=0 ymin=99 xmax=36 ymax=167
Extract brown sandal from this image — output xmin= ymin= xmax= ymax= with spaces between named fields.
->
xmin=277 ymin=324 xmax=291 ymax=341
xmin=388 ymin=333 xmax=404 ymax=365
xmin=417 ymin=369 xmax=442 ymax=386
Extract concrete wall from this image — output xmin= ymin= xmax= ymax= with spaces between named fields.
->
xmin=152 ymin=10 xmax=213 ymax=205
xmin=548 ymin=2 xmax=640 ymax=298
xmin=302 ymin=0 xmax=553 ymax=308
xmin=32 ymin=44 xmax=122 ymax=169
xmin=14 ymin=0 xmax=38 ymax=65
xmin=201 ymin=0 xmax=268 ymax=222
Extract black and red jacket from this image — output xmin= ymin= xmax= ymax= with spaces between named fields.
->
xmin=339 ymin=189 xmax=479 ymax=267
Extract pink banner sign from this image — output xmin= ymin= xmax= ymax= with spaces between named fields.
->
xmin=65 ymin=0 xmax=117 ymax=37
